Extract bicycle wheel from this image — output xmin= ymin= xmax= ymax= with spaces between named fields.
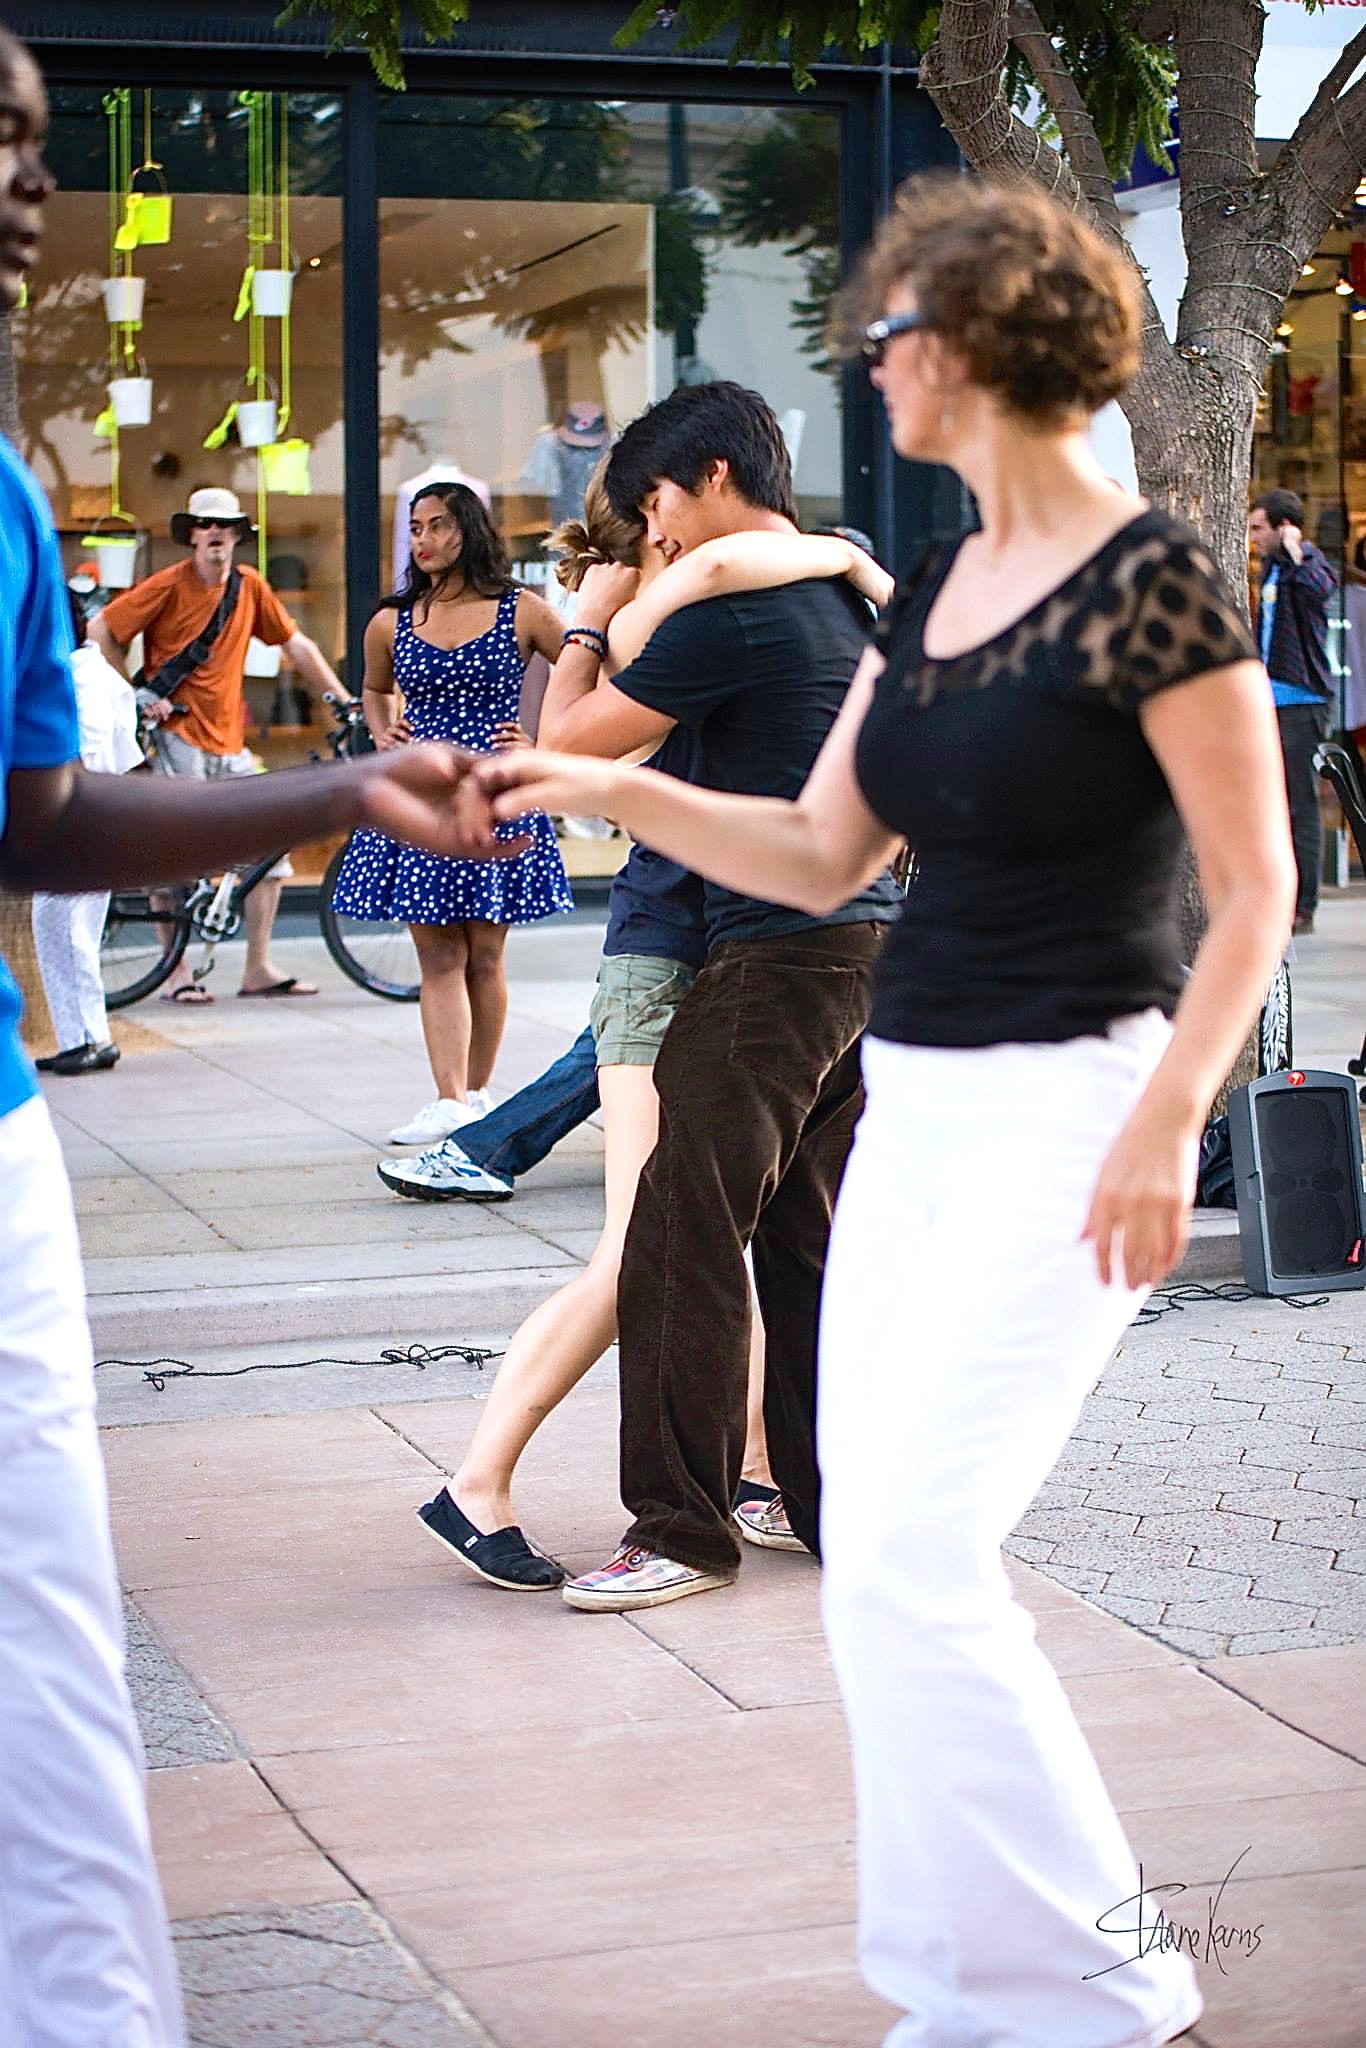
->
xmin=102 ymin=885 xmax=191 ymax=1009
xmin=318 ymin=839 xmax=420 ymax=1001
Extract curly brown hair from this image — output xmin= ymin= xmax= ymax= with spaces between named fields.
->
xmin=836 ymin=175 xmax=1141 ymax=424
xmin=547 ymin=456 xmax=643 ymax=590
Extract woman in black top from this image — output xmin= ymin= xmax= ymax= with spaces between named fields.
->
xmin=479 ymin=178 xmax=1295 ymax=2047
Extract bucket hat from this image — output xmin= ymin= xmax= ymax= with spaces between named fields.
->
xmin=555 ymin=403 xmax=609 ymax=449
xmin=170 ymin=486 xmax=256 ymax=546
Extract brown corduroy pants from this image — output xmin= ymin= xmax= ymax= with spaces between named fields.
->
xmin=615 ymin=920 xmax=884 ymax=1575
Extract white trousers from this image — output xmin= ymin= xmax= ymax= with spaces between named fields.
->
xmin=819 ymin=1021 xmax=1201 ymax=2048
xmin=31 ymin=893 xmax=112 ymax=1051
xmin=0 ymin=1098 xmax=183 ymax=2048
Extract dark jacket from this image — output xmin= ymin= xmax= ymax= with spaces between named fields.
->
xmin=1257 ymin=541 xmax=1337 ymax=698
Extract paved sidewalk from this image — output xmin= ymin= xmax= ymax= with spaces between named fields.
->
xmin=38 ymin=896 xmax=1366 ymax=2045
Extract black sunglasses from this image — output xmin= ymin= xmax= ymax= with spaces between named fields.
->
xmin=862 ymin=313 xmax=930 ymax=367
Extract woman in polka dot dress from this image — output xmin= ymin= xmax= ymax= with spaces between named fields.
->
xmin=332 ymin=482 xmax=574 ymax=1145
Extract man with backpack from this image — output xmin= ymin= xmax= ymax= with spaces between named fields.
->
xmin=89 ymin=486 xmax=347 ymax=998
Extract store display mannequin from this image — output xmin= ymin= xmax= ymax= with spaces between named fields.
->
xmin=518 ymin=403 xmax=610 ymax=527
xmin=392 ymin=461 xmax=492 ymax=589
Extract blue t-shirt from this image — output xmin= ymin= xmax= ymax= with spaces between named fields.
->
xmin=0 ymin=439 xmax=80 ymax=1120
xmin=602 ymin=726 xmax=707 ymax=970
xmin=1260 ymin=565 xmax=1323 ymax=709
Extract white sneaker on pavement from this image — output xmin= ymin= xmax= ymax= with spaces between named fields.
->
xmin=387 ymin=1098 xmax=475 ymax=1146
xmin=465 ymin=1087 xmax=494 ymax=1117
xmin=377 ymin=1137 xmax=514 ymax=1202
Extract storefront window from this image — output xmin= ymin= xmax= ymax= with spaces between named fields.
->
xmin=377 ymin=96 xmax=845 ymax=604
xmin=16 ymin=86 xmax=346 ymax=766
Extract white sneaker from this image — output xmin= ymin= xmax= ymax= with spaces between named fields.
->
xmin=377 ymin=1138 xmax=514 ymax=1202
xmin=465 ymin=1088 xmax=494 ymax=1118
xmin=387 ymin=1098 xmax=475 ymax=1146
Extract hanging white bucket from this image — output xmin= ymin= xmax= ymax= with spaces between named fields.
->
xmin=236 ymin=398 xmax=278 ymax=448
xmin=102 ymin=275 xmax=145 ymax=325
xmin=251 ymin=269 xmax=294 ymax=317
xmin=108 ymin=375 xmax=153 ymax=427
xmin=87 ymin=535 xmax=139 ymax=588
xmin=243 ymin=637 xmax=282 ymax=678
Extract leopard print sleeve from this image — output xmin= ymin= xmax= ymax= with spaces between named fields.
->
xmin=1104 ymin=522 xmax=1258 ymax=713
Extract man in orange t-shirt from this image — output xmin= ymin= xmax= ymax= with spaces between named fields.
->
xmin=91 ymin=487 xmax=348 ymax=1000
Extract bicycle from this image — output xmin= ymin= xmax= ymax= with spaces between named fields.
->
xmin=100 ymin=693 xmax=421 ymax=1008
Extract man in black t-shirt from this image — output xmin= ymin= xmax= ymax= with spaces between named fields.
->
xmin=537 ymin=382 xmax=900 ymax=1610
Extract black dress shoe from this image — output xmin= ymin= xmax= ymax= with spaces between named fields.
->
xmin=37 ymin=1041 xmax=120 ymax=1076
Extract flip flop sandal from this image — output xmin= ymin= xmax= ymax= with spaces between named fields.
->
xmin=236 ymin=977 xmax=319 ymax=998
xmin=161 ymin=984 xmax=213 ymax=1004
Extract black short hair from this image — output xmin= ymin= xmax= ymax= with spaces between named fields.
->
xmin=66 ymin=587 xmax=88 ymax=648
xmin=604 ymin=382 xmax=797 ymax=525
xmin=1253 ymin=488 xmax=1304 ymax=530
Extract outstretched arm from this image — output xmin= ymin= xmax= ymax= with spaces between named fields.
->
xmin=606 ymin=534 xmax=892 ymax=671
xmin=2 ymin=742 xmax=509 ymax=894
xmin=480 ymin=647 xmax=899 ymax=914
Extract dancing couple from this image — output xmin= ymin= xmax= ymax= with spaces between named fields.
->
xmin=469 ymin=182 xmax=1295 ymax=2048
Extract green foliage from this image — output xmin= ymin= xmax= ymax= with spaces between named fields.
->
xmin=296 ymin=0 xmax=1178 ymax=180
xmin=718 ymin=111 xmax=840 ymax=367
xmin=276 ymin=0 xmax=470 ymax=90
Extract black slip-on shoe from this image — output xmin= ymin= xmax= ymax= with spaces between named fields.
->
xmin=417 ymin=1489 xmax=564 ymax=1591
xmin=36 ymin=1041 xmax=119 ymax=1075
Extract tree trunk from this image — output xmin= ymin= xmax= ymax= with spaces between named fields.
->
xmin=0 ymin=309 xmax=52 ymax=1050
xmin=0 ymin=894 xmax=53 ymax=1050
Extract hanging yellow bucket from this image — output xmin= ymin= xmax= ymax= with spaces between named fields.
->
xmin=114 ymin=166 xmax=172 ymax=251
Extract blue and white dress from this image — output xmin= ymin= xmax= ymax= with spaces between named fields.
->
xmin=331 ymin=590 xmax=574 ymax=927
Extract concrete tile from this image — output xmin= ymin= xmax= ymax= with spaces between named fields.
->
xmin=103 ymin=1407 xmax=437 ymax=1502
xmin=83 ymin=1228 xmax=571 ymax=1297
xmin=110 ymin=1476 xmax=453 ymax=1592
xmin=148 ymin=1762 xmax=354 ymax=1920
xmin=260 ymin=1704 xmax=860 ymax=1896
xmin=69 ymin=1174 xmax=187 ymax=1217
xmin=1032 ymin=1600 xmax=1181 ymax=1675
xmin=77 ymin=1210 xmax=232 ymax=1259
xmin=205 ymin=1200 xmax=513 ymax=1250
xmin=1123 ymin=1789 xmax=1366 ymax=1885
xmin=1199 ymin=1644 xmax=1366 ymax=1763
xmin=211 ymin=1630 xmax=734 ymax=1755
xmin=158 ymin=1163 xmax=410 ymax=1211
xmin=378 ymin=1837 xmax=862 ymax=1976
xmin=448 ymin=1923 xmax=897 ymax=2048
xmin=1184 ymin=1869 xmax=1366 ymax=2048
xmin=1067 ymin=1665 xmax=1366 ymax=1806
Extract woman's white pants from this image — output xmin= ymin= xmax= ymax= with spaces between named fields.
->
xmin=819 ymin=1020 xmax=1200 ymax=2048
xmin=31 ymin=894 xmax=112 ymax=1051
xmin=0 ymin=1098 xmax=183 ymax=2048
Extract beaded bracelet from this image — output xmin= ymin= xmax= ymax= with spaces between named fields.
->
xmin=562 ymin=624 xmax=608 ymax=653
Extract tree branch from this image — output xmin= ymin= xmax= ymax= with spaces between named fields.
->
xmin=1006 ymin=0 xmax=1123 ymax=232
xmin=1267 ymin=21 xmax=1366 ymax=248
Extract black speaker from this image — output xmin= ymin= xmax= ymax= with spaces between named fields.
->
xmin=1227 ymin=1070 xmax=1366 ymax=1296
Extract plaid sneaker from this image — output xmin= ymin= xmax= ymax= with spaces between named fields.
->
xmin=733 ymin=1491 xmax=807 ymax=1552
xmin=562 ymin=1545 xmax=736 ymax=1612
xmin=377 ymin=1138 xmax=514 ymax=1202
